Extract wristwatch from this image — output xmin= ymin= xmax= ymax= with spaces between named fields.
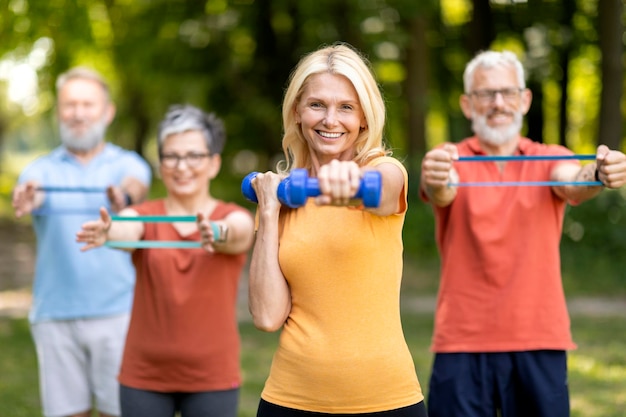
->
xmin=216 ymin=223 xmax=229 ymax=244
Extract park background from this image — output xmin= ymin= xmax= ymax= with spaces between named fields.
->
xmin=0 ymin=0 xmax=625 ymax=416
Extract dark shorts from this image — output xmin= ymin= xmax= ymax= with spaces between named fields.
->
xmin=257 ymin=399 xmax=428 ymax=417
xmin=120 ymin=384 xmax=239 ymax=417
xmin=427 ymin=350 xmax=570 ymax=417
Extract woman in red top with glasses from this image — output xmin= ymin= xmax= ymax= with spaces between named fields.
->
xmin=77 ymin=104 xmax=255 ymax=417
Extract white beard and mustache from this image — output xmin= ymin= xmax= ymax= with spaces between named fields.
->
xmin=470 ymin=109 xmax=523 ymax=146
xmin=59 ymin=115 xmax=109 ymax=152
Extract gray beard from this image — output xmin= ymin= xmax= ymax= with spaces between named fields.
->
xmin=471 ymin=110 xmax=523 ymax=146
xmin=59 ymin=118 xmax=108 ymax=152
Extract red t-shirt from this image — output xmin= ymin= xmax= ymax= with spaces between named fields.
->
xmin=118 ymin=199 xmax=249 ymax=392
xmin=423 ymin=137 xmax=578 ymax=352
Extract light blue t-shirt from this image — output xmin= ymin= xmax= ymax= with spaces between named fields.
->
xmin=18 ymin=143 xmax=152 ymax=323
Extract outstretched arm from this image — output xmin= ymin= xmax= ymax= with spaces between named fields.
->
xmin=12 ymin=180 xmax=44 ymax=218
xmin=76 ymin=207 xmax=144 ymax=252
xmin=197 ymin=210 xmax=255 ymax=254
xmin=420 ymin=144 xmax=459 ymax=207
xmin=107 ymin=176 xmax=150 ymax=213
xmin=248 ymin=171 xmax=292 ymax=332
xmin=314 ymin=159 xmax=406 ymax=217
xmin=552 ymin=145 xmax=626 ymax=203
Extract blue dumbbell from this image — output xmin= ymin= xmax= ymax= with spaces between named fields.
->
xmin=241 ymin=172 xmax=261 ymax=203
xmin=241 ymin=171 xmax=292 ymax=205
xmin=241 ymin=169 xmax=382 ymax=208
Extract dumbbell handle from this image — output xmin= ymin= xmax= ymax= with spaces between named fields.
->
xmin=240 ymin=171 xmax=295 ymax=205
xmin=241 ymin=169 xmax=381 ymax=208
xmin=280 ymin=168 xmax=381 ymax=208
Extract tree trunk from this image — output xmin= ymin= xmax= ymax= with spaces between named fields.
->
xmin=558 ymin=0 xmax=576 ymax=147
xmin=128 ymin=89 xmax=149 ymax=157
xmin=597 ymin=0 xmax=623 ymax=149
xmin=404 ymin=14 xmax=429 ymax=180
xmin=526 ymin=80 xmax=544 ymax=143
xmin=467 ymin=0 xmax=495 ymax=53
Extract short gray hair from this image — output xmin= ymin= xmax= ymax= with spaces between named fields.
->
xmin=56 ymin=67 xmax=111 ymax=101
xmin=463 ymin=50 xmax=526 ymax=93
xmin=157 ymin=104 xmax=226 ymax=155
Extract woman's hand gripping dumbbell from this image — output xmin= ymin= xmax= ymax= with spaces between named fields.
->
xmin=241 ymin=168 xmax=382 ymax=208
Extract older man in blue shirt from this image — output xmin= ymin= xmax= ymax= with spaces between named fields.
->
xmin=12 ymin=67 xmax=151 ymax=417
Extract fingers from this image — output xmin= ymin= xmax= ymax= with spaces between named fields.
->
xmin=596 ymin=146 xmax=626 ymax=189
xmin=252 ymin=172 xmax=283 ymax=210
xmin=79 ymin=242 xmax=97 ymax=252
xmin=100 ymin=206 xmax=112 ymax=227
xmin=11 ymin=184 xmax=26 ymax=215
xmin=107 ymin=185 xmax=125 ymax=213
xmin=316 ymin=160 xmax=361 ymax=206
xmin=442 ymin=143 xmax=459 ymax=160
xmin=76 ymin=207 xmax=111 ymax=250
xmin=196 ymin=213 xmax=216 ymax=253
xmin=12 ymin=181 xmax=39 ymax=217
xmin=596 ymin=144 xmax=610 ymax=161
xmin=421 ymin=145 xmax=458 ymax=189
xmin=75 ymin=223 xmax=102 ymax=251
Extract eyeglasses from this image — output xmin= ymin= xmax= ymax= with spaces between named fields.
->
xmin=469 ymin=88 xmax=523 ymax=103
xmin=160 ymin=152 xmax=210 ymax=168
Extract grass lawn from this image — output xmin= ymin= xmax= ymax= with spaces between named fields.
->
xmin=1 ymin=308 xmax=625 ymax=417
xmin=0 ymin=318 xmax=40 ymax=417
xmin=400 ymin=312 xmax=626 ymax=417
xmin=567 ymin=315 xmax=626 ymax=417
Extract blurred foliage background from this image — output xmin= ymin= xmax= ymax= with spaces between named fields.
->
xmin=0 ymin=0 xmax=625 ymax=294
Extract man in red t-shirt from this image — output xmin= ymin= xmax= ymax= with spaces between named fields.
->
xmin=420 ymin=50 xmax=626 ymax=417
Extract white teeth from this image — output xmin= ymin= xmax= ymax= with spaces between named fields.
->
xmin=318 ymin=131 xmax=342 ymax=138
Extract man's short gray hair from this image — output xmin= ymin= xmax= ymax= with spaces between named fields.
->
xmin=55 ymin=67 xmax=111 ymax=101
xmin=463 ymin=50 xmax=526 ymax=93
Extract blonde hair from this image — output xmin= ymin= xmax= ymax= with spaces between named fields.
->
xmin=278 ymin=43 xmax=389 ymax=173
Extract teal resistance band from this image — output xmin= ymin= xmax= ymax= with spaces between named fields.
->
xmin=457 ymin=154 xmax=596 ymax=162
xmin=105 ymin=241 xmax=202 ymax=249
xmin=110 ymin=215 xmax=196 ymax=222
xmin=108 ymin=214 xmax=220 ymax=248
xmin=449 ymin=181 xmax=603 ymax=187
xmin=450 ymin=154 xmax=602 ymax=186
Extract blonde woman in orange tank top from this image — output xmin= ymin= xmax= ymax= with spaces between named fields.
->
xmin=248 ymin=43 xmax=427 ymax=417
